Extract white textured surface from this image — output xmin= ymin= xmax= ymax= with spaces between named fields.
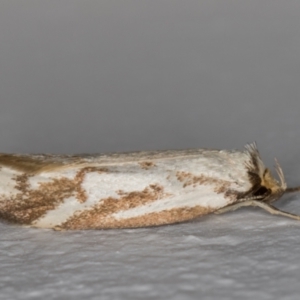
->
xmin=1 ymin=194 xmax=300 ymax=300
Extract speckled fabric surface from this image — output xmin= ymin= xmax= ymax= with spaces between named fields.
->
xmin=1 ymin=198 xmax=300 ymax=300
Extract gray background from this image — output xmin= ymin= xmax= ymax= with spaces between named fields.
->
xmin=1 ymin=1 xmax=300 ymax=299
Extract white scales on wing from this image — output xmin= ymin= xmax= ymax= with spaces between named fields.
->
xmin=0 ymin=143 xmax=298 ymax=230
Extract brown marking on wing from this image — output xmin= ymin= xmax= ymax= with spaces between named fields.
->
xmin=0 ymin=174 xmax=75 ymax=224
xmin=0 ymin=167 xmax=108 ymax=224
xmin=57 ymin=205 xmax=213 ymax=230
xmin=73 ymin=167 xmax=108 ymax=203
xmin=0 ymin=154 xmax=85 ymax=173
xmin=176 ymin=171 xmax=231 ymax=191
xmin=139 ymin=161 xmax=156 ymax=170
xmin=175 ymin=171 xmax=243 ymax=201
xmin=58 ymin=184 xmax=175 ymax=229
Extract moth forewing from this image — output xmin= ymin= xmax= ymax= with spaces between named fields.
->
xmin=0 ymin=143 xmax=298 ymax=230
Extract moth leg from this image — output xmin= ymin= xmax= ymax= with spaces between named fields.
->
xmin=214 ymin=201 xmax=254 ymax=214
xmin=285 ymin=186 xmax=300 ymax=193
xmin=215 ymin=200 xmax=300 ymax=220
xmin=248 ymin=200 xmax=300 ymax=221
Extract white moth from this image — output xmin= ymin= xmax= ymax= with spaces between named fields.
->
xmin=0 ymin=143 xmax=299 ymax=230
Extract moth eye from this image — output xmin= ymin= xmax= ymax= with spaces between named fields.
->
xmin=253 ymin=186 xmax=269 ymax=197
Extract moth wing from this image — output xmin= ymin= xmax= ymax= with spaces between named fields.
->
xmin=0 ymin=148 xmax=254 ymax=229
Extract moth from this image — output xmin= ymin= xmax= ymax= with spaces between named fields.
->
xmin=0 ymin=143 xmax=299 ymax=230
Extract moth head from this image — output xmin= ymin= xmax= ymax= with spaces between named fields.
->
xmin=244 ymin=143 xmax=286 ymax=203
xmin=253 ymin=159 xmax=286 ymax=203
